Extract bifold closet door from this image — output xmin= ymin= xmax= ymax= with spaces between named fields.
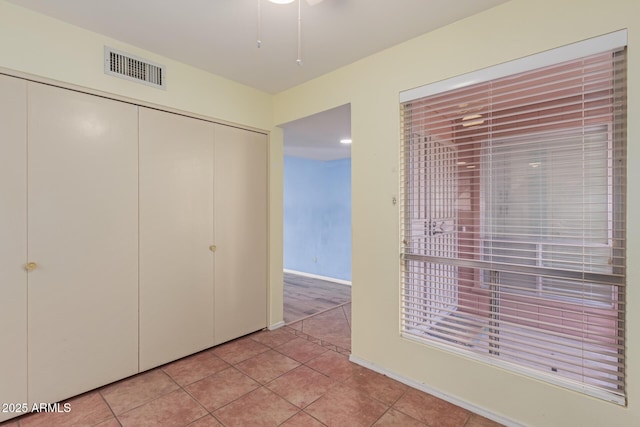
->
xmin=0 ymin=75 xmax=27 ymax=422
xmin=139 ymin=107 xmax=215 ymax=370
xmin=214 ymin=125 xmax=268 ymax=344
xmin=27 ymin=83 xmax=139 ymax=405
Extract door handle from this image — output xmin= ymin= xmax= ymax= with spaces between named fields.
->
xmin=209 ymin=245 xmax=217 ymax=252
xmin=25 ymin=262 xmax=38 ymax=271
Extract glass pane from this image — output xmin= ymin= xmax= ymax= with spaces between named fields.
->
xmin=485 ymin=127 xmax=612 ymax=297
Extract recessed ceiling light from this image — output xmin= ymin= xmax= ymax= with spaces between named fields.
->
xmin=340 ymin=139 xmax=352 ymax=144
xmin=462 ymin=113 xmax=485 ymax=127
xmin=457 ymin=161 xmax=467 ymax=165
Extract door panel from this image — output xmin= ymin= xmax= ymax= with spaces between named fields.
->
xmin=0 ymin=75 xmax=27 ymax=422
xmin=27 ymin=83 xmax=139 ymax=404
xmin=139 ymin=108 xmax=215 ymax=370
xmin=214 ymin=125 xmax=267 ymax=344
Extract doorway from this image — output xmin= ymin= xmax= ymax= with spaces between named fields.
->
xmin=280 ymin=104 xmax=352 ymax=332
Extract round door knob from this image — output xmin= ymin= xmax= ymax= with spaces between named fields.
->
xmin=209 ymin=245 xmax=217 ymax=252
xmin=25 ymin=262 xmax=38 ymax=271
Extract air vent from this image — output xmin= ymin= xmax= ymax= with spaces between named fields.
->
xmin=104 ymin=46 xmax=165 ymax=89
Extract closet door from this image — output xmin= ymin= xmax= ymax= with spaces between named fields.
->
xmin=0 ymin=75 xmax=27 ymax=422
xmin=214 ymin=125 xmax=268 ymax=344
xmin=27 ymin=83 xmax=139 ymax=405
xmin=139 ymin=108 xmax=215 ymax=370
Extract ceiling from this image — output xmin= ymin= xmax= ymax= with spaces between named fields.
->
xmin=283 ymin=104 xmax=351 ymax=161
xmin=7 ymin=0 xmax=509 ymax=160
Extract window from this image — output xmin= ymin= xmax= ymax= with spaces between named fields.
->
xmin=400 ymin=32 xmax=627 ymax=403
xmin=485 ymin=126 xmax=614 ymax=304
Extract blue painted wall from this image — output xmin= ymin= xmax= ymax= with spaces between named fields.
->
xmin=283 ymin=156 xmax=351 ymax=281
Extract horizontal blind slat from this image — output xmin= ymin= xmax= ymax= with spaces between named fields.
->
xmin=400 ymin=45 xmax=626 ymax=402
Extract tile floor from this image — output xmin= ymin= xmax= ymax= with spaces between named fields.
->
xmin=1 ymin=304 xmax=503 ymax=427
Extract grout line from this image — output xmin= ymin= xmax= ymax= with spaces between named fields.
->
xmin=341 ymin=304 xmax=352 ymax=329
xmin=302 ymin=410 xmax=329 ymax=426
xmin=277 ymin=410 xmax=304 ymax=426
xmin=284 ymin=301 xmax=351 ymax=326
xmin=204 ymin=381 xmax=262 ymax=420
xmin=370 ymin=407 xmax=393 ymax=426
xmin=96 ymin=390 xmax=121 ymax=426
xmin=281 ymin=325 xmax=351 ymax=357
xmin=101 ymin=369 xmax=181 ymax=418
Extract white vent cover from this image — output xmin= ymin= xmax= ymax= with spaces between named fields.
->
xmin=104 ymin=46 xmax=165 ymax=89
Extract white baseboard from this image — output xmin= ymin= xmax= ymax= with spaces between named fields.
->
xmin=283 ymin=269 xmax=352 ymax=286
xmin=268 ymin=321 xmax=285 ymax=330
xmin=348 ymin=354 xmax=523 ymax=427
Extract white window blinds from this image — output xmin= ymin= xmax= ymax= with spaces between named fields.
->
xmin=400 ymin=34 xmax=627 ymax=403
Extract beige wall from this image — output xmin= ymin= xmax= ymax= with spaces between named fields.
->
xmin=0 ymin=0 xmax=284 ymax=328
xmin=0 ymin=1 xmax=273 ymax=129
xmin=274 ymin=0 xmax=639 ymax=425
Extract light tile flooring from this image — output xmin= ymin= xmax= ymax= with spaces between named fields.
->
xmin=2 ymin=304 xmax=503 ymax=427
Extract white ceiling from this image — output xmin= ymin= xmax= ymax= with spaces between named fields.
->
xmin=283 ymin=104 xmax=351 ymax=161
xmin=7 ymin=0 xmax=509 ymax=160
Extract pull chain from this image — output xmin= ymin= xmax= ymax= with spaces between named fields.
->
xmin=257 ymin=0 xmax=262 ymax=48
xmin=296 ymin=0 xmax=302 ymax=65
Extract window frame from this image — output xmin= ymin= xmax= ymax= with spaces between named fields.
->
xmin=399 ymin=30 xmax=627 ymax=405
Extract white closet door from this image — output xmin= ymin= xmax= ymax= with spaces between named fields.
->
xmin=27 ymin=83 xmax=139 ymax=405
xmin=0 ymin=75 xmax=27 ymax=422
xmin=139 ymin=108 xmax=215 ymax=370
xmin=214 ymin=125 xmax=268 ymax=344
